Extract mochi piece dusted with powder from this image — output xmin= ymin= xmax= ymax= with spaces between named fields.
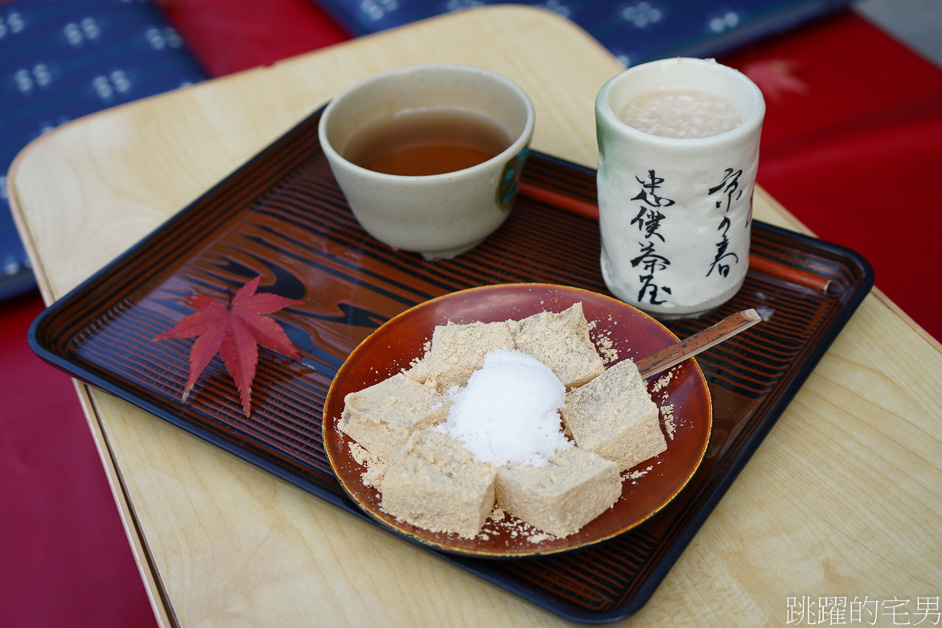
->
xmin=509 ymin=302 xmax=606 ymax=388
xmin=495 ymin=447 xmax=621 ymax=537
xmin=405 ymin=320 xmax=515 ymax=392
xmin=339 ymin=373 xmax=450 ymax=465
xmin=561 ymin=358 xmax=666 ymax=471
xmin=381 ymin=428 xmax=497 ymax=538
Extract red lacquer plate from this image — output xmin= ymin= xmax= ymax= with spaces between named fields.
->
xmin=323 ymin=283 xmax=712 ymax=558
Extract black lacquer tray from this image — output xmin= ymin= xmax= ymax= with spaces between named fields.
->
xmin=29 ymin=105 xmax=873 ymax=623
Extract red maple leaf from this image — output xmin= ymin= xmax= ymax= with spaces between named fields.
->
xmin=154 ymin=276 xmax=302 ymax=416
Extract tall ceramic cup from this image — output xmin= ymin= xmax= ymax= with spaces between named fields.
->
xmin=596 ymin=58 xmax=765 ymax=318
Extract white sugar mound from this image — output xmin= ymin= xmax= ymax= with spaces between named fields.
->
xmin=436 ymin=349 xmax=571 ymax=467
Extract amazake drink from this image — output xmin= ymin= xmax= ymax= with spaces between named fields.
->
xmin=617 ymin=87 xmax=742 ymax=139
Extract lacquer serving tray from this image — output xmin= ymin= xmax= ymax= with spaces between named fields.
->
xmin=29 ymin=105 xmax=873 ymax=624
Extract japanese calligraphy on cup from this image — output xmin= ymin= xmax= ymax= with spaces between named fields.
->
xmin=595 ymin=58 xmax=765 ymax=318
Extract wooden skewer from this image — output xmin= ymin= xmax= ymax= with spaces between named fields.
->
xmin=636 ymin=309 xmax=763 ymax=379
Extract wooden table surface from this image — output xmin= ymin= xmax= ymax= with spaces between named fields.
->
xmin=9 ymin=6 xmax=941 ymax=626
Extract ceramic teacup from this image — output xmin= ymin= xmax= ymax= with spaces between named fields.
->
xmin=596 ymin=57 xmax=765 ymax=318
xmin=319 ymin=64 xmax=535 ymax=259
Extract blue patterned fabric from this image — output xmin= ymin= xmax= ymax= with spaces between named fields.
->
xmin=314 ymin=0 xmax=851 ymax=67
xmin=0 ymin=0 xmax=209 ymax=299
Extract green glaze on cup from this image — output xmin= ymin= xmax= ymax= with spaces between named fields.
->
xmin=497 ymin=147 xmax=530 ymax=210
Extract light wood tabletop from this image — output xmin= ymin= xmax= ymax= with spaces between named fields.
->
xmin=9 ymin=6 xmax=941 ymax=627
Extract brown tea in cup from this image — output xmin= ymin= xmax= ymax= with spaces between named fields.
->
xmin=342 ymin=106 xmax=515 ymax=176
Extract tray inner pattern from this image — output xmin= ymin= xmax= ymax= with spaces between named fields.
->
xmin=35 ymin=108 xmax=871 ymax=620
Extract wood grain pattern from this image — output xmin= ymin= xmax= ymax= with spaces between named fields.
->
xmin=9 ymin=6 xmax=942 ymax=627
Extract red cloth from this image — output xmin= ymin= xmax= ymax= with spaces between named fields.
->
xmin=156 ymin=0 xmax=351 ymax=76
xmin=0 ymin=293 xmax=156 ymax=627
xmin=722 ymin=13 xmax=942 ymax=341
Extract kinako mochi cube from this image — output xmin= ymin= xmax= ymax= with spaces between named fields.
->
xmin=405 ymin=320 xmax=515 ymax=392
xmin=495 ymin=446 xmax=621 ymax=537
xmin=381 ymin=427 xmax=497 ymax=539
xmin=508 ymin=302 xmax=606 ymax=388
xmin=561 ymin=358 xmax=666 ymax=471
xmin=339 ymin=373 xmax=450 ymax=465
